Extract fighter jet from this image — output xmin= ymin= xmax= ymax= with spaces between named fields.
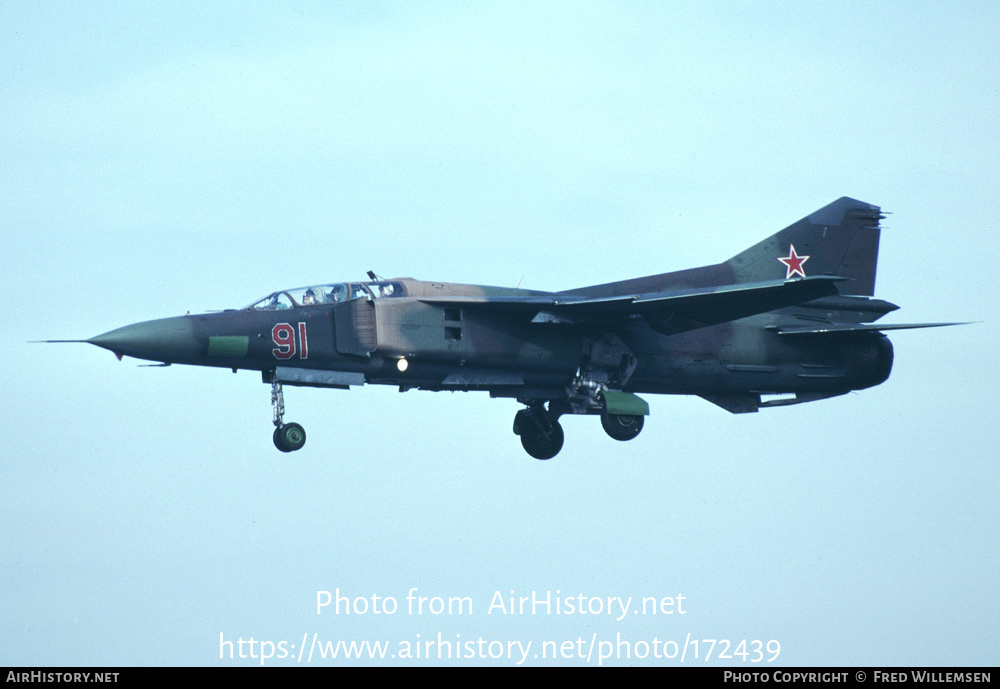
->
xmin=64 ymin=197 xmax=961 ymax=458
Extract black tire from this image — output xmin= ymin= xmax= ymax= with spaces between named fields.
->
xmin=519 ymin=419 xmax=564 ymax=460
xmin=274 ymin=422 xmax=306 ymax=452
xmin=273 ymin=426 xmax=290 ymax=452
xmin=601 ymin=412 xmax=644 ymax=441
xmin=513 ymin=409 xmax=528 ymax=435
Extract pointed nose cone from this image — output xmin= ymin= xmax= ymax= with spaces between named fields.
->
xmin=88 ymin=316 xmax=201 ymax=363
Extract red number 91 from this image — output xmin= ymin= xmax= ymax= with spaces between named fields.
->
xmin=272 ymin=322 xmax=308 ymax=360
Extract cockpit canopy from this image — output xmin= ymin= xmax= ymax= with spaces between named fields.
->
xmin=247 ymin=281 xmax=404 ymax=311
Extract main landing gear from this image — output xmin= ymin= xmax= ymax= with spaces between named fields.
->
xmin=513 ymin=393 xmax=647 ymax=460
xmin=601 ymin=410 xmax=644 ymax=441
xmin=513 ymin=403 xmax=564 ymax=460
xmin=271 ymin=380 xmax=306 ymax=453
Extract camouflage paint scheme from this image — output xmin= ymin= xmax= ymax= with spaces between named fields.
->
xmin=80 ymin=198 xmax=960 ymax=458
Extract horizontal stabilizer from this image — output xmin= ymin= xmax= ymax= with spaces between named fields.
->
xmin=770 ymin=322 xmax=970 ymax=336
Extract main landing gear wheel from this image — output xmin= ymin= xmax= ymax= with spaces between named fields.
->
xmin=601 ymin=411 xmax=644 ymax=441
xmin=514 ymin=408 xmax=564 ymax=460
xmin=273 ymin=422 xmax=307 ymax=453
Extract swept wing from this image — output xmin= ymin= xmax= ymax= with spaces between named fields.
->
xmin=418 ymin=275 xmax=847 ymax=335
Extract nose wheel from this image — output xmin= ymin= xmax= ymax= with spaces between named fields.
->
xmin=271 ymin=380 xmax=306 ymax=453
xmin=273 ymin=422 xmax=306 ymax=453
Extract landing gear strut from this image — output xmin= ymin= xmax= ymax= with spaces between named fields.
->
xmin=271 ymin=380 xmax=306 ymax=453
xmin=513 ymin=403 xmax=564 ymax=460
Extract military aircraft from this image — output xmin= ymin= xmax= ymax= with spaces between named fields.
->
xmin=59 ymin=197 xmax=960 ymax=459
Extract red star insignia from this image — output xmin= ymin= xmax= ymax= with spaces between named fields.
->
xmin=777 ymin=244 xmax=809 ymax=279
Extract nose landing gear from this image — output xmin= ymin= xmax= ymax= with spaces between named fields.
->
xmin=271 ymin=380 xmax=306 ymax=453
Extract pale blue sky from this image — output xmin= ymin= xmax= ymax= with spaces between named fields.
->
xmin=2 ymin=1 xmax=997 ymax=666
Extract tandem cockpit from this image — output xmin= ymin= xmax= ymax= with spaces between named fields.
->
xmin=246 ymin=280 xmax=406 ymax=311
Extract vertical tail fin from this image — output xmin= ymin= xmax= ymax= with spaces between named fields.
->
xmin=725 ymin=197 xmax=883 ymax=296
